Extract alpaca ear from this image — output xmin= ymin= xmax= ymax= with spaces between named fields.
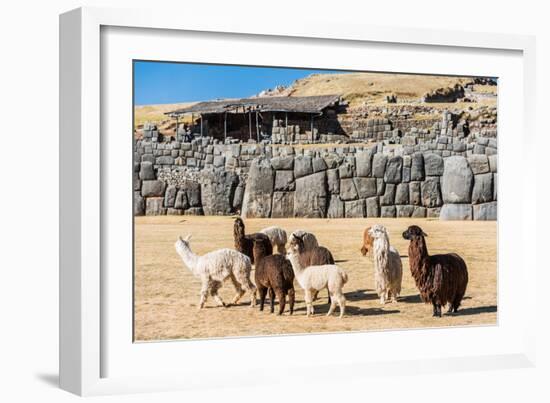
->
xmin=422 ymin=231 xmax=428 ymax=237
xmin=185 ymin=234 xmax=192 ymax=242
xmin=178 ymin=236 xmax=184 ymax=242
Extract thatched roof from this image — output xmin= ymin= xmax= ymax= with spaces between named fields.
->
xmin=167 ymin=94 xmax=341 ymax=115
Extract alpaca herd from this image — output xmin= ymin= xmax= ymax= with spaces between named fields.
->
xmin=175 ymin=219 xmax=469 ymax=319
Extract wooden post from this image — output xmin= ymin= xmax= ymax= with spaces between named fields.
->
xmin=255 ymin=110 xmax=259 ymax=142
xmin=224 ymin=112 xmax=227 ymax=141
xmin=285 ymin=112 xmax=288 ymax=139
xmin=310 ymin=114 xmax=314 ymax=142
xmin=248 ymin=109 xmax=252 ymax=140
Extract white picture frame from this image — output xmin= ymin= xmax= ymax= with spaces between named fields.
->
xmin=60 ymin=6 xmax=537 ymax=396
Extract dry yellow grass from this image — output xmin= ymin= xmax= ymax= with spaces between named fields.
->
xmin=287 ymin=72 xmax=476 ymax=105
xmin=134 ymin=216 xmax=497 ymax=341
xmin=134 ymin=102 xmax=196 ymax=128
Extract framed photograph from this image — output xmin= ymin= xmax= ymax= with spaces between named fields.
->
xmin=60 ymin=6 xmax=536 ymax=396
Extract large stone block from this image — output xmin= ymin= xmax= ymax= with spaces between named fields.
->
xmin=174 ymin=190 xmax=189 ymax=210
xmin=141 ymin=180 xmax=166 ymax=197
xmin=274 ymin=170 xmax=295 ymax=191
xmin=201 ymin=170 xmax=240 ymax=215
xmin=312 ymin=157 xmax=328 ymax=172
xmin=395 ymin=183 xmax=409 ymax=205
xmin=467 ymin=155 xmax=490 ymax=174
xmin=442 ymin=156 xmax=473 ymax=203
xmin=381 ymin=183 xmax=396 ymax=206
xmin=424 ymin=153 xmax=444 ymax=176
xmin=134 ymin=192 xmax=145 ymax=216
xmin=384 ymin=156 xmax=403 ymax=183
xmin=271 ymin=155 xmax=294 ymax=170
xmin=340 ymin=178 xmax=358 ymax=201
xmin=372 ymin=154 xmax=388 ymax=178
xmin=427 ymin=207 xmax=441 ymax=218
xmin=156 ymin=156 xmax=174 ymax=165
xmin=473 ymin=201 xmax=497 ymax=220
xmin=412 ymin=206 xmax=427 ymax=218
xmin=421 ymin=177 xmax=442 ymax=208
xmin=145 ymin=197 xmax=166 ymax=216
xmin=488 ymin=155 xmax=498 ymax=173
xmin=164 ymin=185 xmax=178 ymax=207
xmin=493 ymin=173 xmax=498 ymax=201
xmin=327 ymin=169 xmax=340 ymax=194
xmin=409 ymin=182 xmax=422 ymax=206
xmin=355 ymin=147 xmax=376 ymax=177
xmin=242 ymin=158 xmax=275 ymax=218
xmin=294 ymin=155 xmax=313 ymax=178
xmin=139 ymin=161 xmax=156 ymax=180
xmin=294 ymin=171 xmax=327 ymax=218
xmin=271 ymin=192 xmax=294 ymax=218
xmin=396 ymin=205 xmax=414 ymax=218
xmin=327 ymin=195 xmax=345 ymax=218
xmin=345 ymin=199 xmax=365 ymax=218
xmin=366 ymin=197 xmax=380 ymax=217
xmin=338 ymin=161 xmax=354 ymax=179
xmin=381 ymin=205 xmax=396 ymax=218
xmin=353 ymin=177 xmax=377 ymax=199
xmin=471 ymin=173 xmax=493 ymax=204
xmin=411 ymin=152 xmax=425 ymax=181
xmin=180 ymin=183 xmax=198 ymax=208
xmin=439 ymin=204 xmax=473 ymax=220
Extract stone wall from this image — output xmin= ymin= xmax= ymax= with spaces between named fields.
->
xmin=134 ymin=136 xmax=497 ymax=220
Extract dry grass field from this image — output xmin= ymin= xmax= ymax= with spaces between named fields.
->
xmin=134 ymin=216 xmax=497 ymax=341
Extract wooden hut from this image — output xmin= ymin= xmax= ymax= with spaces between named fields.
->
xmin=166 ymin=94 xmax=345 ymax=142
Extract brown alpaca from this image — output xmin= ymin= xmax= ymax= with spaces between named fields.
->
xmin=402 ymin=225 xmax=469 ymax=317
xmin=233 ymin=217 xmax=272 ymax=264
xmin=255 ymin=254 xmax=295 ymax=315
xmin=360 ymin=226 xmax=374 ymax=256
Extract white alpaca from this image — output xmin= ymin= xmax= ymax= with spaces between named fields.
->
xmin=260 ymin=226 xmax=288 ymax=255
xmin=289 ymin=230 xmax=319 ymax=252
xmin=175 ymin=235 xmax=256 ymax=309
xmin=368 ymin=225 xmax=403 ymax=304
xmin=286 ymin=249 xmax=348 ymax=318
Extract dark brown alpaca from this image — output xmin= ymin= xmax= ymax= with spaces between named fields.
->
xmin=255 ymin=254 xmax=295 ymax=315
xmin=233 ymin=217 xmax=272 ymax=264
xmin=402 ymin=225 xmax=469 ymax=317
xmin=288 ymin=233 xmax=335 ymax=303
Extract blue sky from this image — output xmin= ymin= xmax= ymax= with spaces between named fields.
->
xmin=133 ymin=61 xmax=344 ymax=105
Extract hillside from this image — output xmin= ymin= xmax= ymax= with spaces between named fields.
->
xmin=283 ymin=72 xmax=495 ymax=106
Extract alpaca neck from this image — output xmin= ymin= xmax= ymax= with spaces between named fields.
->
xmin=287 ymin=253 xmax=306 ymax=281
xmin=176 ymin=243 xmax=199 ymax=276
xmin=408 ymin=237 xmax=429 ymax=275
xmin=373 ymin=235 xmax=390 ymax=272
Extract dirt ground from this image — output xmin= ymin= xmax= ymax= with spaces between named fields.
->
xmin=134 ymin=216 xmax=497 ymax=341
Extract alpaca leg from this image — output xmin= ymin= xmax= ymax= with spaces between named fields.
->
xmin=304 ymin=290 xmax=313 ymax=317
xmin=210 ymin=281 xmax=226 ymax=307
xmin=312 ymin=290 xmax=319 ymax=301
xmin=327 ymin=289 xmax=332 ymax=305
xmin=258 ymin=286 xmax=267 ymax=311
xmin=288 ymin=288 xmax=295 ymax=315
xmin=269 ymin=288 xmax=276 ymax=314
xmin=338 ymin=294 xmax=346 ymax=318
xmin=432 ymin=302 xmax=442 ymax=317
xmin=229 ymin=275 xmax=245 ymax=305
xmin=276 ymin=289 xmax=286 ymax=315
xmin=199 ymin=282 xmax=209 ymax=309
xmin=326 ymin=293 xmax=337 ymax=317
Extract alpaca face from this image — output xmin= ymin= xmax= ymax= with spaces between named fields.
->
xmin=402 ymin=225 xmax=427 ymax=240
xmin=368 ymin=224 xmax=388 ymax=240
xmin=176 ymin=234 xmax=192 ymax=250
xmin=288 ymin=234 xmax=304 ymax=255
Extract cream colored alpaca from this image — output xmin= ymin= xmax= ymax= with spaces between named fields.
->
xmin=289 ymin=230 xmax=319 ymax=252
xmin=260 ymin=226 xmax=288 ymax=254
xmin=175 ymin=235 xmax=256 ymax=309
xmin=286 ymin=249 xmax=348 ymax=318
xmin=368 ymin=225 xmax=403 ymax=304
